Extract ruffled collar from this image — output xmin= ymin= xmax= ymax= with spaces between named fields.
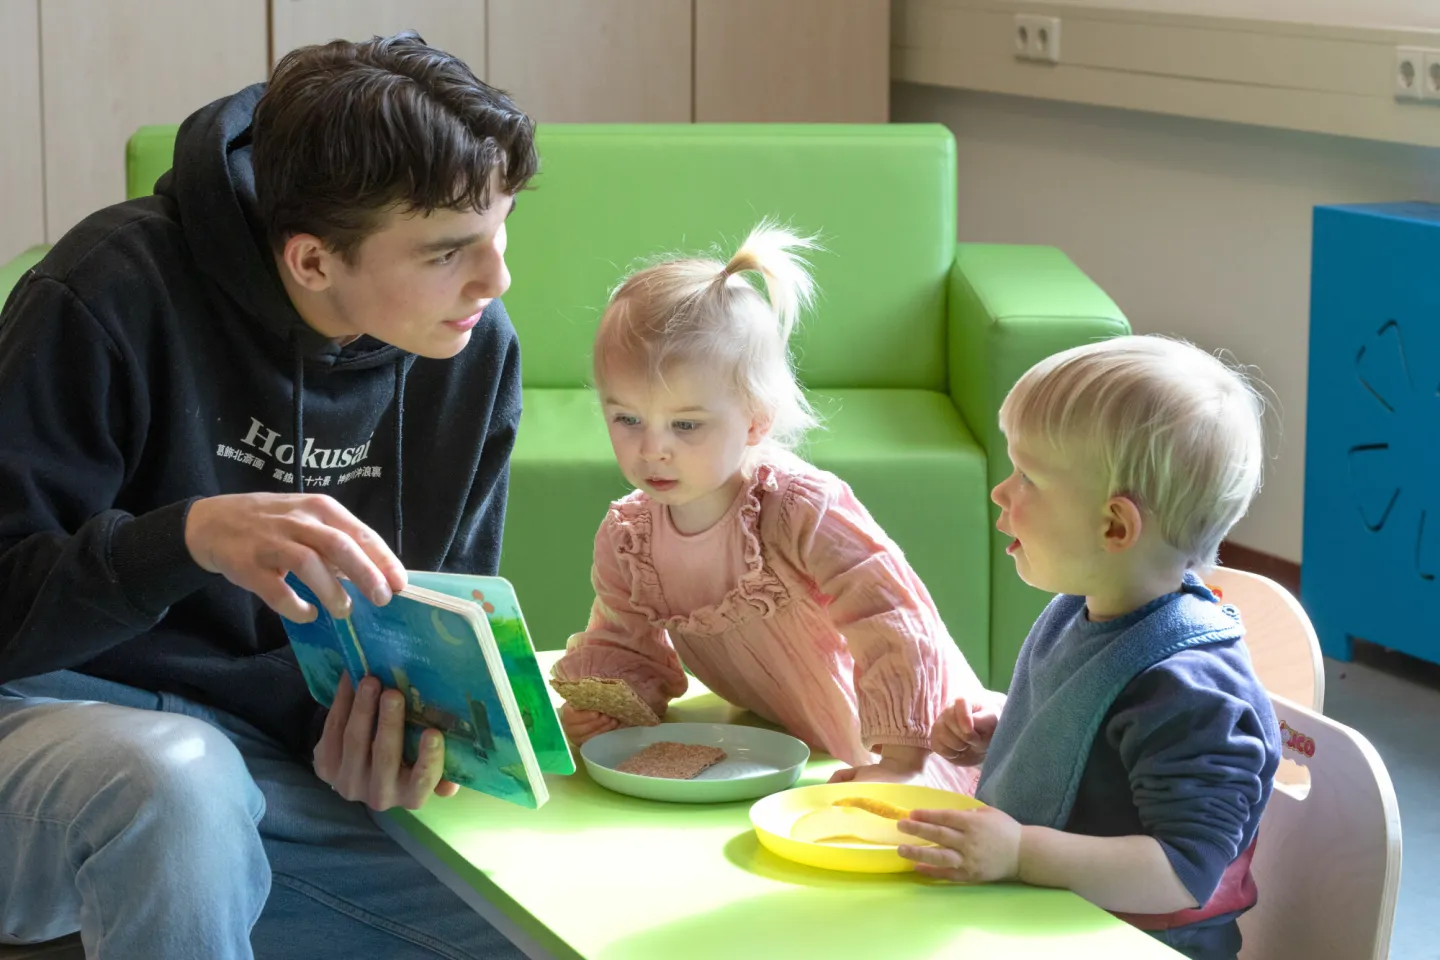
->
xmin=608 ymin=463 xmax=791 ymax=635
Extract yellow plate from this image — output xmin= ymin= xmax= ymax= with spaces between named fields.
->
xmin=749 ymin=782 xmax=986 ymax=874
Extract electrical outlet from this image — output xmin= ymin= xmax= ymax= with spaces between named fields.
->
xmin=1397 ymin=47 xmax=1426 ymax=101
xmin=1423 ymin=50 xmax=1440 ymax=101
xmin=1014 ymin=14 xmax=1061 ymax=64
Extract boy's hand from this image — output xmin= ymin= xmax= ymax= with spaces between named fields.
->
xmin=559 ymin=703 xmax=620 ymax=746
xmin=932 ymin=694 xmax=1001 ymax=766
xmin=897 ymin=806 xmax=1022 ymax=883
xmin=313 ymin=673 xmax=459 ymax=810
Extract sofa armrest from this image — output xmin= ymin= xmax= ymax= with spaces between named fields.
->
xmin=128 ymin=125 xmax=181 ymax=200
xmin=948 ymin=243 xmax=1130 ymax=686
xmin=0 ymin=245 xmax=50 ymax=310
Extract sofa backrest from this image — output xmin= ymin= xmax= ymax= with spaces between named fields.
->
xmin=506 ymin=124 xmax=955 ymax=390
xmin=127 ymin=122 xmax=957 ymax=390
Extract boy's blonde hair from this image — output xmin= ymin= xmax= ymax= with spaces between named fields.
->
xmin=999 ymin=335 xmax=1267 ymax=570
xmin=592 ymin=221 xmax=819 ymax=451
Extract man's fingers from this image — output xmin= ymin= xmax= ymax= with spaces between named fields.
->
xmin=288 ymin=548 xmax=354 ymax=620
xmin=250 ymin=570 xmax=318 ymax=623
xmin=828 ymin=766 xmax=859 ymax=784
xmin=401 ymin=730 xmax=447 ymax=809
xmin=297 ymin=525 xmax=393 ymax=608
xmin=433 ymin=779 xmax=461 ymax=799
xmin=367 ymin=689 xmax=407 ymax=808
xmin=307 ymin=498 xmax=407 ymax=599
xmin=314 ymin=673 xmax=355 ymax=780
xmin=336 ymin=675 xmax=380 ymax=795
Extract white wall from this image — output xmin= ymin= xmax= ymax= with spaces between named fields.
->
xmin=894 ymin=82 xmax=1440 ymax=562
xmin=1038 ymin=0 xmax=1440 ymax=30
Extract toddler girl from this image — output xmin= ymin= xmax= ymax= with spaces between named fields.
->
xmin=551 ymin=222 xmax=982 ymax=790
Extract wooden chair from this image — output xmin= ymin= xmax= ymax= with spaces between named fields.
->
xmin=1238 ymin=693 xmax=1402 ymax=960
xmin=1206 ymin=567 xmax=1325 ymax=712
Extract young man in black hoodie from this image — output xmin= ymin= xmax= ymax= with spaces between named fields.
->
xmin=0 ymin=34 xmax=532 ymax=960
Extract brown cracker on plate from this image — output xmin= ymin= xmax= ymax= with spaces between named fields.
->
xmin=549 ymin=677 xmax=661 ymax=727
xmin=615 ymin=741 xmax=727 ymax=780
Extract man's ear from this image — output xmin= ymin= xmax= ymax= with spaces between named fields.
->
xmin=279 ymin=233 xmax=339 ymax=292
xmin=1102 ymin=495 xmax=1144 ymax=553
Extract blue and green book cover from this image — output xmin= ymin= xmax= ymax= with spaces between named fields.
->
xmin=281 ymin=571 xmax=574 ymax=808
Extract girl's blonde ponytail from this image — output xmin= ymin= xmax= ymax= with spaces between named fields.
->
xmin=720 ymin=221 xmax=818 ymax=346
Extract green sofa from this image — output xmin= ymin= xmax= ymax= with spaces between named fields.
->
xmin=1 ymin=124 xmax=1128 ymax=688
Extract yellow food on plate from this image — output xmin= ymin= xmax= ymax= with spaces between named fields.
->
xmin=789 ymin=797 xmax=930 ymax=847
xmin=832 ymin=796 xmax=910 ymax=820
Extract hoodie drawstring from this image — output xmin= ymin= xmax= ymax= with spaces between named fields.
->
xmin=291 ymin=331 xmax=306 ymax=494
xmin=288 ymin=332 xmax=408 ymax=565
xmin=392 ymin=359 xmax=407 ymax=560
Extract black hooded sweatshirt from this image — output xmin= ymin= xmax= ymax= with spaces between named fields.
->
xmin=0 ymin=85 xmax=521 ymax=756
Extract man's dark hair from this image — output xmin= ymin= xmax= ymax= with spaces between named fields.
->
xmin=252 ymin=32 xmax=537 ymax=262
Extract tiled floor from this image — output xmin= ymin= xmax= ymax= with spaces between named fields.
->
xmin=1323 ymin=646 xmax=1440 ymax=960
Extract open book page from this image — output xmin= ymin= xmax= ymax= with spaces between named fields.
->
xmin=406 ymin=572 xmax=574 ymax=776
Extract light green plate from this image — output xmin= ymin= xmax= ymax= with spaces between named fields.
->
xmin=580 ymin=723 xmax=810 ymax=804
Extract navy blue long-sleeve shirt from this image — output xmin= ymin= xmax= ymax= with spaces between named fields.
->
xmin=1066 ymin=638 xmax=1281 ymax=958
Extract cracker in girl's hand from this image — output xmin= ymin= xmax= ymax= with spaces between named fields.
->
xmin=615 ymin=741 xmax=726 ymax=779
xmin=550 ymin=676 xmax=661 ymax=727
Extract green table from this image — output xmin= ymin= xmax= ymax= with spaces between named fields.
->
xmin=385 ymin=653 xmax=1181 ymax=960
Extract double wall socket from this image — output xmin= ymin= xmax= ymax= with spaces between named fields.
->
xmin=1395 ymin=46 xmax=1440 ymax=102
xmin=1014 ymin=14 xmax=1061 ymax=64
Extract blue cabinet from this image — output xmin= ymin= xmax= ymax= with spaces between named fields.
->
xmin=1303 ymin=202 xmax=1440 ymax=664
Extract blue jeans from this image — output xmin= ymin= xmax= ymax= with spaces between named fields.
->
xmin=0 ymin=671 xmax=523 ymax=960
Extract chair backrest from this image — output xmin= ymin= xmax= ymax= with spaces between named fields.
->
xmin=126 ymin=123 xmax=960 ymax=392
xmin=1207 ymin=567 xmax=1325 ymax=712
xmin=1238 ymin=694 xmax=1402 ymax=960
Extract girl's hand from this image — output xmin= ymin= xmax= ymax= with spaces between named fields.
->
xmin=932 ymin=694 xmax=1001 ymax=766
xmin=896 ymin=806 xmax=1022 ymax=883
xmin=559 ymin=704 xmax=620 ymax=746
xmin=828 ymin=761 xmax=927 ymax=786
xmin=829 ymin=743 xmax=928 ymax=786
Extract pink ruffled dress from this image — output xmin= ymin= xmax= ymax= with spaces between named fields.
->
xmin=552 ymin=453 xmax=982 ymax=793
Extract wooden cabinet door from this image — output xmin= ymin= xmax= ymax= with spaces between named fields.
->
xmin=271 ymin=0 xmax=487 ymax=79
xmin=1 ymin=0 xmax=44 ymax=263
xmin=41 ymin=0 xmax=267 ymax=240
xmin=487 ymin=0 xmax=691 ymax=122
xmin=695 ymin=0 xmax=890 ymax=122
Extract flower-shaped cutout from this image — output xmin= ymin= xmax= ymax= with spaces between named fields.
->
xmin=1351 ymin=319 xmax=1440 ymax=580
